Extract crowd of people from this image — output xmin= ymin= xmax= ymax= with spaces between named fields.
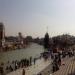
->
xmin=20 ymin=48 xmax=75 ymax=75
xmin=0 ymin=56 xmax=39 ymax=75
xmin=0 ymin=48 xmax=75 ymax=75
xmin=52 ymin=48 xmax=75 ymax=73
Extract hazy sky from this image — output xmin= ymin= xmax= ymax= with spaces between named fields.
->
xmin=0 ymin=0 xmax=75 ymax=38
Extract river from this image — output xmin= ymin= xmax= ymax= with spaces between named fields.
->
xmin=0 ymin=43 xmax=44 ymax=64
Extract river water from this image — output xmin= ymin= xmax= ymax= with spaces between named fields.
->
xmin=0 ymin=43 xmax=44 ymax=64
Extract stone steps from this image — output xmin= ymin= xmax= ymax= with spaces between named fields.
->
xmin=53 ymin=57 xmax=75 ymax=75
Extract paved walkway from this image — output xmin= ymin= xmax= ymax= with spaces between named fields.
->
xmin=32 ymin=56 xmax=75 ymax=75
xmin=6 ymin=58 xmax=52 ymax=75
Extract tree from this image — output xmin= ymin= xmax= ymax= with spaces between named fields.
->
xmin=44 ymin=33 xmax=49 ymax=50
xmin=25 ymin=36 xmax=33 ymax=42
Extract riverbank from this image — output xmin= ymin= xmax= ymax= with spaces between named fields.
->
xmin=6 ymin=56 xmax=74 ymax=75
xmin=6 ymin=57 xmax=52 ymax=75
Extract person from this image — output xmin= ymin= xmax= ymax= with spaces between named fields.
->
xmin=58 ymin=52 xmax=61 ymax=66
xmin=51 ymin=53 xmax=54 ymax=59
xmin=30 ymin=56 xmax=32 ymax=66
xmin=0 ymin=66 xmax=4 ymax=75
xmin=27 ymin=59 xmax=29 ymax=67
xmin=15 ymin=62 xmax=18 ymax=70
xmin=22 ymin=69 xmax=25 ymax=75
xmin=58 ymin=57 xmax=61 ymax=66
xmin=34 ymin=58 xmax=36 ymax=65
xmin=9 ymin=65 xmax=13 ymax=72
xmin=53 ymin=55 xmax=59 ymax=72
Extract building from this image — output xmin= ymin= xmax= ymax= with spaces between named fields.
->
xmin=0 ymin=23 xmax=5 ymax=48
xmin=18 ymin=32 xmax=23 ymax=44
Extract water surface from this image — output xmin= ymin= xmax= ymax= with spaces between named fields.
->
xmin=0 ymin=43 xmax=44 ymax=64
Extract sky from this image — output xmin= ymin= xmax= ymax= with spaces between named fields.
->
xmin=0 ymin=0 xmax=75 ymax=38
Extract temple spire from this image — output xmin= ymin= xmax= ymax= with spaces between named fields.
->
xmin=46 ymin=26 xmax=48 ymax=33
